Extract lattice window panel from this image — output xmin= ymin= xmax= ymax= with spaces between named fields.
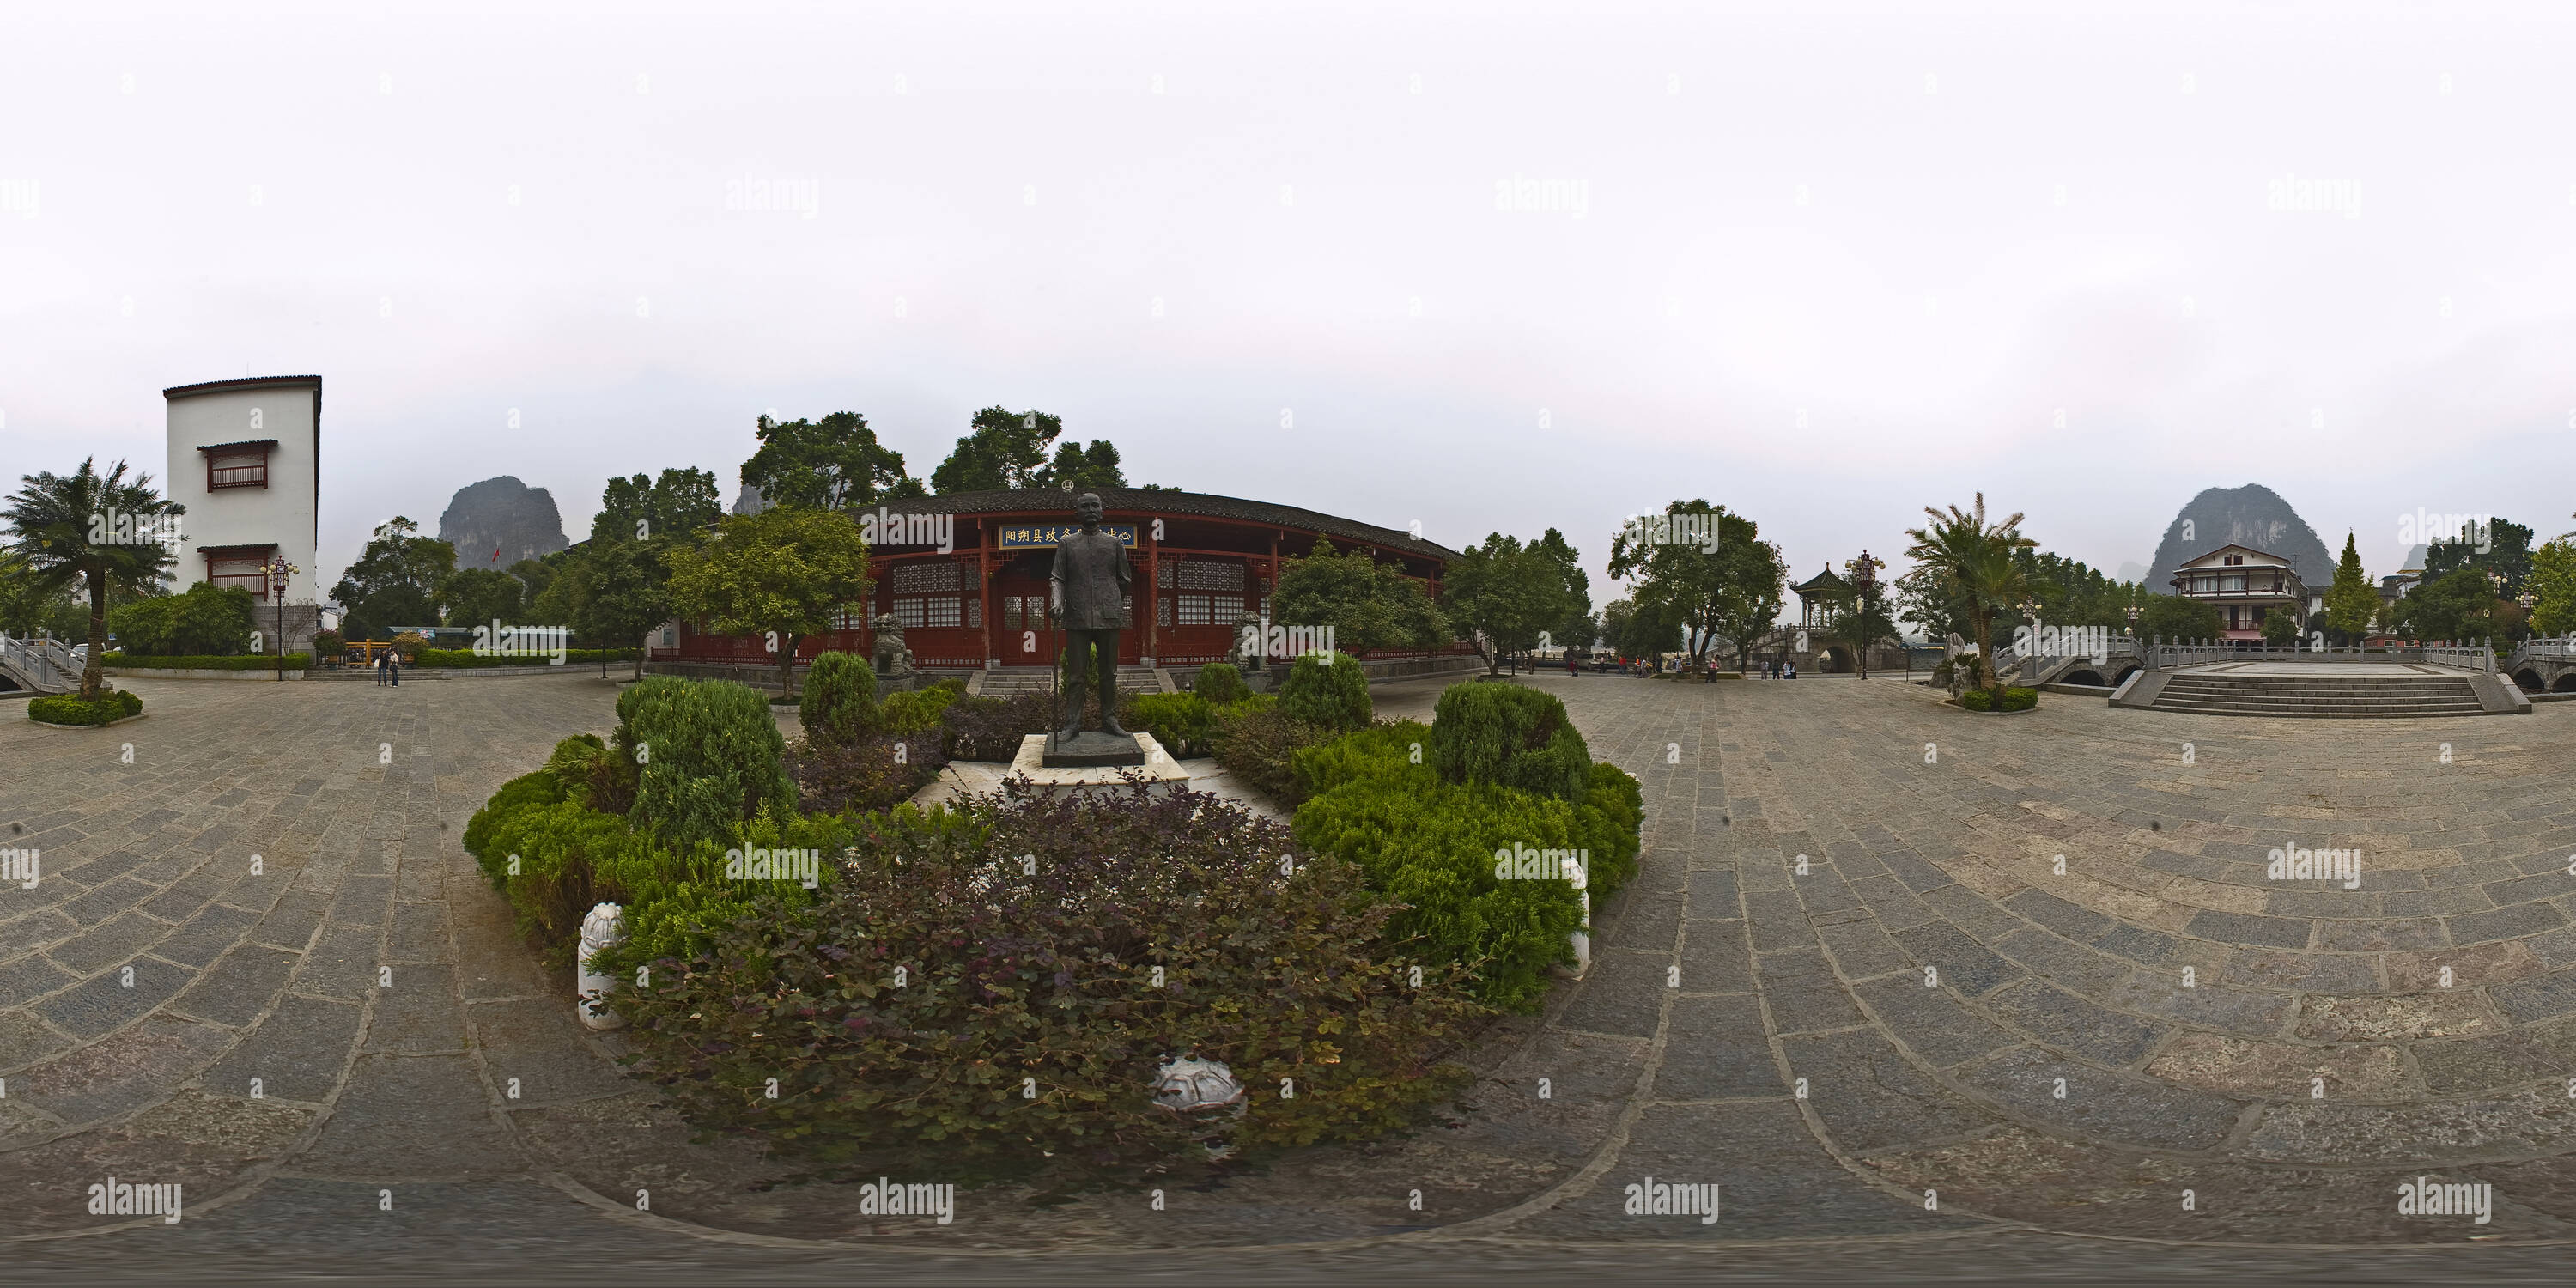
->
xmin=893 ymin=563 xmax=961 ymax=594
xmin=1176 ymin=562 xmax=1244 ymax=592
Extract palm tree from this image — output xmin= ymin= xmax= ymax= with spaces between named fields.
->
xmin=1904 ymin=493 xmax=2035 ymax=696
xmin=3 ymin=459 xmax=185 ymax=699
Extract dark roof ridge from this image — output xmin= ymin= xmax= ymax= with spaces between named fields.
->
xmin=853 ymin=486 xmax=1462 ymax=560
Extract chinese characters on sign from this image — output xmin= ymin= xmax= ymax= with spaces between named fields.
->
xmin=998 ymin=524 xmax=1138 ymax=549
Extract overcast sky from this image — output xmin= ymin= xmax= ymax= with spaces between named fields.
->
xmin=5 ymin=0 xmax=2573 ymax=614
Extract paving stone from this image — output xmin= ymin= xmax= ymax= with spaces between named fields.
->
xmin=33 ymin=957 xmax=196 ymax=1039
xmin=44 ymin=910 xmax=173 ymax=975
xmin=2184 ymin=909 xmax=2314 ymax=950
xmin=2446 ymin=902 xmax=2569 ymax=945
xmin=2219 ymin=950 xmax=2379 ymax=993
xmin=1889 ymin=920 xmax=2021 ymax=996
xmin=1651 ymin=994 xmax=1780 ymax=1100
xmin=1677 ymin=919 xmax=1754 ymax=994
xmin=466 ymin=997 xmax=637 ymax=1105
xmin=2145 ymin=1032 xmax=2410 ymax=1099
xmin=1954 ymin=1046 xmax=2241 ymax=1151
xmin=1776 ymin=1027 xmax=1991 ymax=1153
xmin=2294 ymin=993 xmax=2496 ymax=1042
xmin=2413 ymin=1030 xmax=2573 ymax=1096
xmin=1555 ymin=949 xmax=1666 ymax=1039
xmin=1977 ymin=977 xmax=2161 ymax=1066
xmin=199 ymin=993 xmax=365 ymax=1103
xmin=1814 ymin=917 xmax=1913 ymax=979
xmin=1851 ymin=975 xmax=2019 ymax=1068
xmin=297 ymin=1054 xmax=519 ymax=1180
xmin=295 ymin=922 xmax=384 ymax=1001
xmin=2004 ymin=888 xmax=2112 ymax=941
xmin=168 ymin=944 xmax=301 ymax=1028
xmin=150 ymin=902 xmax=263 ymax=969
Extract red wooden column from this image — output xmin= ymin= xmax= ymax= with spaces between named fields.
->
xmin=1144 ymin=513 xmax=1160 ymax=665
xmin=979 ymin=519 xmax=999 ymax=669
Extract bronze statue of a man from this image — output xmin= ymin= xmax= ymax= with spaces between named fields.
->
xmin=1051 ymin=492 xmax=1133 ymax=739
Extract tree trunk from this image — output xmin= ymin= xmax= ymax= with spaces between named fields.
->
xmin=82 ymin=567 xmax=106 ymax=700
xmin=777 ymin=633 xmax=798 ymax=698
xmin=1968 ymin=602 xmax=1996 ymax=695
xmin=632 ymin=633 xmax=648 ymax=682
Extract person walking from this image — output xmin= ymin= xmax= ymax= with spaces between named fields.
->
xmin=1568 ymin=652 xmax=1581 ymax=678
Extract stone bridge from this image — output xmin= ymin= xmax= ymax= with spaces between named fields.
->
xmin=2506 ymin=638 xmax=2576 ymax=694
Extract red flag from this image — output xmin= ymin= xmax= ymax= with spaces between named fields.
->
xmin=491 ymin=549 xmax=501 ymax=562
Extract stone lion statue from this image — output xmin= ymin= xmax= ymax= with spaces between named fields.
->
xmin=871 ymin=611 xmax=915 ymax=676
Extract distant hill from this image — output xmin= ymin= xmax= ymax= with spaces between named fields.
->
xmin=437 ymin=476 xmax=569 ymax=570
xmin=2115 ymin=561 xmax=2150 ymax=585
xmin=2148 ymin=484 xmax=2335 ymax=591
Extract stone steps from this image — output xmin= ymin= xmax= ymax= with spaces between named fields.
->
xmin=2149 ymin=673 xmax=2487 ymax=717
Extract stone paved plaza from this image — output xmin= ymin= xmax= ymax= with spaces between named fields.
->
xmin=7 ymin=670 xmax=2576 ymax=1279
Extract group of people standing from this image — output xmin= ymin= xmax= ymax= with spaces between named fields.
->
xmin=374 ymin=651 xmax=402 ymax=686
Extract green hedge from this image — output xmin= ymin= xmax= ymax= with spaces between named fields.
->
xmin=1960 ymin=686 xmax=2038 ymax=713
xmin=28 ymin=690 xmax=143 ymax=726
xmin=1292 ymin=756 xmax=1640 ymax=1011
xmin=879 ymin=678 xmax=965 ymax=737
xmin=106 ymin=583 xmax=257 ymax=656
xmin=1210 ymin=695 xmax=1331 ymax=805
xmin=410 ymin=647 xmax=636 ymax=669
xmin=1277 ymin=653 xmax=1371 ymax=731
xmin=460 ymin=734 xmax=852 ymax=966
xmin=102 ymin=652 xmax=312 ymax=671
xmin=1124 ymin=691 xmax=1214 ymax=758
xmin=1427 ymin=683 xmax=1590 ymax=801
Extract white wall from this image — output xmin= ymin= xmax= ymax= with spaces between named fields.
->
xmin=164 ymin=380 xmax=321 ymax=603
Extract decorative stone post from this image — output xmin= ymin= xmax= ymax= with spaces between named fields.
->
xmin=577 ymin=902 xmax=627 ymax=1030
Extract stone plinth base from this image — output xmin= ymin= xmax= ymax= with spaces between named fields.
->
xmin=1012 ymin=733 xmax=1189 ymax=797
xmin=1042 ymin=729 xmax=1147 ymax=767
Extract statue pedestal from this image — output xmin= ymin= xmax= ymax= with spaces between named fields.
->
xmin=1012 ymin=733 xmax=1189 ymax=798
xmin=1042 ymin=729 xmax=1148 ymax=768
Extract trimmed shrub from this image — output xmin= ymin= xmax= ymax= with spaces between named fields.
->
xmin=1122 ymin=691 xmax=1214 ymax=758
xmin=1276 ymin=653 xmax=1371 ymax=731
xmin=1291 ymin=719 xmax=1430 ymax=799
xmin=1190 ymin=661 xmax=1251 ymax=704
xmin=2000 ymin=686 xmax=2038 ymax=712
xmin=615 ymin=677 xmax=794 ymax=851
xmin=1959 ymin=687 xmax=2035 ymax=712
xmin=609 ymin=785 xmax=1482 ymax=1189
xmin=1427 ymin=683 xmax=1590 ymax=802
xmin=461 ymin=741 xmax=855 ymax=964
xmin=1211 ymin=696 xmax=1330 ymax=805
xmin=939 ymin=690 xmax=1056 ymax=762
xmin=801 ymin=651 xmax=879 ymax=745
xmin=786 ymin=732 xmax=951 ymax=816
xmin=28 ymin=690 xmax=143 ymax=726
xmin=101 ymin=652 xmax=312 ymax=671
xmin=1292 ymin=768 xmax=1589 ymax=1010
xmin=879 ymin=681 xmax=963 ymax=738
xmin=390 ymin=631 xmax=428 ymax=659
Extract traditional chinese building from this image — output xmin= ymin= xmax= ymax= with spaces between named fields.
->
xmin=657 ymin=487 xmax=1468 ymax=672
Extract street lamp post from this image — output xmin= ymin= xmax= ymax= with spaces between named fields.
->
xmin=264 ymin=557 xmax=300 ymax=681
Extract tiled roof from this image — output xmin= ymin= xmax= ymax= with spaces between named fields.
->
xmin=860 ymin=487 xmax=1462 ymax=561
xmin=164 ymin=375 xmax=322 ymax=399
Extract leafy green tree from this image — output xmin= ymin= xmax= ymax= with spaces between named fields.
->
xmin=0 ymin=554 xmax=116 ymax=641
xmin=2 ymin=458 xmax=187 ymax=698
xmin=2398 ymin=568 xmax=2496 ymax=644
xmin=2422 ymin=517 xmax=2533 ymax=598
xmin=508 ymin=557 xmax=557 ymax=611
xmin=741 ymin=412 xmax=923 ymax=511
xmin=436 ymin=567 xmax=525 ymax=629
xmin=665 ymin=505 xmax=873 ymax=696
xmin=332 ymin=518 xmax=456 ymax=643
xmin=932 ymin=407 xmax=1062 ymax=493
xmin=2259 ymin=605 xmax=2301 ymax=647
xmin=1272 ymin=538 xmax=1450 ymax=656
xmin=1822 ymin=589 xmax=1901 ymax=677
xmin=1443 ymin=534 xmax=1565 ymax=675
xmin=2530 ymin=538 xmax=2576 ymax=637
xmin=1528 ymin=529 xmax=1594 ymax=650
xmin=1040 ymin=439 xmax=1127 ymax=491
xmin=2136 ymin=593 xmax=2225 ymax=643
xmin=1902 ymin=495 xmax=2034 ymax=694
xmin=2324 ymin=532 xmax=2377 ymax=644
xmin=592 ymin=468 xmax=722 ymax=545
xmin=107 ymin=583 xmax=257 ymax=656
xmin=1607 ymin=501 xmax=1785 ymax=669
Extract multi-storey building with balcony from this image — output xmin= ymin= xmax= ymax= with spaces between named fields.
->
xmin=2169 ymin=543 xmax=2318 ymax=640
